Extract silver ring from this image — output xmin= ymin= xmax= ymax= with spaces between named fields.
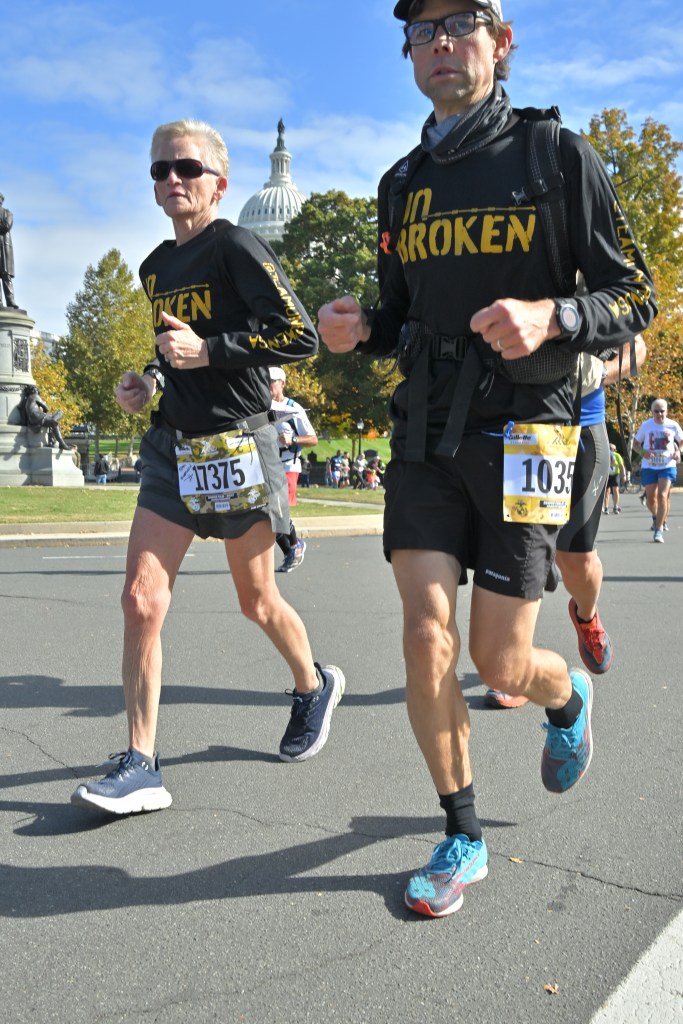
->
xmin=496 ymin=339 xmax=503 ymax=351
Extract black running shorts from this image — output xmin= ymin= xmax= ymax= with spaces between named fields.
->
xmin=383 ymin=432 xmax=557 ymax=600
xmin=136 ymin=423 xmax=290 ymax=540
xmin=556 ymin=422 xmax=609 ymax=553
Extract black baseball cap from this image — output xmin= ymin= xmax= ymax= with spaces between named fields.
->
xmin=394 ymin=0 xmax=503 ymax=20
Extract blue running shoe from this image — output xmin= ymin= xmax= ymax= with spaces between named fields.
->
xmin=276 ymin=539 xmax=306 ymax=573
xmin=541 ymin=670 xmax=593 ymax=793
xmin=404 ymin=834 xmax=488 ymax=918
xmin=279 ymin=664 xmax=345 ymax=761
xmin=71 ymin=749 xmax=172 ymax=815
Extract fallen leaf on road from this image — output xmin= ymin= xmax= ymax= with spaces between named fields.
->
xmin=544 ymin=984 xmax=559 ymax=995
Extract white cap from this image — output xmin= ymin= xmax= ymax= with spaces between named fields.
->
xmin=269 ymin=366 xmax=286 ymax=382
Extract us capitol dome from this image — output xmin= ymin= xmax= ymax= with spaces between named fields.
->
xmin=237 ymin=119 xmax=307 ymax=241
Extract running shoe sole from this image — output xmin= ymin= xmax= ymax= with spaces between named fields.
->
xmin=405 ymin=865 xmax=489 ymax=918
xmin=70 ymin=784 xmax=172 ymax=815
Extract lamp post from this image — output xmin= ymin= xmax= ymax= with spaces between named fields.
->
xmin=356 ymin=419 xmax=364 ymax=462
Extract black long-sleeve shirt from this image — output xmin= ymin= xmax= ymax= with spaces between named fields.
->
xmin=139 ymin=219 xmax=317 ymax=435
xmin=363 ymin=114 xmax=656 ymax=456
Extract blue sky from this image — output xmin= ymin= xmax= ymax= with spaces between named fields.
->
xmin=1 ymin=0 xmax=680 ymax=336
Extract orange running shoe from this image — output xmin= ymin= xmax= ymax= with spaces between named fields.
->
xmin=568 ymin=599 xmax=612 ymax=674
xmin=484 ymin=689 xmax=529 ymax=709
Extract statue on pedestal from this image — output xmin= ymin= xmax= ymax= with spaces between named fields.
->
xmin=22 ymin=384 xmax=70 ymax=449
xmin=0 ymin=194 xmax=18 ymax=309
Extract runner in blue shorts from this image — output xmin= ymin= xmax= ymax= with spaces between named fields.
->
xmin=634 ymin=399 xmax=683 ymax=543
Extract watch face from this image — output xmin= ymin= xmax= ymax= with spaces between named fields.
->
xmin=560 ymin=303 xmax=580 ymax=332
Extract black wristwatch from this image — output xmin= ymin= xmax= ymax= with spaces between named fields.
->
xmin=553 ymin=299 xmax=582 ymax=340
xmin=143 ymin=365 xmax=165 ymax=393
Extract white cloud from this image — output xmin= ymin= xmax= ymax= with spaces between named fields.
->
xmin=2 ymin=0 xmax=681 ymax=337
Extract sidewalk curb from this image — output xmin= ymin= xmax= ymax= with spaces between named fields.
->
xmin=0 ymin=515 xmax=385 ymax=548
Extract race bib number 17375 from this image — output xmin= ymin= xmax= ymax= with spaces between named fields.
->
xmin=175 ymin=432 xmax=268 ymax=516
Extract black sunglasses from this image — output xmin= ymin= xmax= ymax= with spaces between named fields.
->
xmin=404 ymin=11 xmax=493 ymax=47
xmin=150 ymin=158 xmax=222 ymax=182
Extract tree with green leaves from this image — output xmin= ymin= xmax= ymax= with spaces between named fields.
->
xmin=31 ymin=340 xmax=85 ymax=436
xmin=63 ymin=249 xmax=156 ymax=451
xmin=584 ymin=109 xmax=683 ymax=268
xmin=585 ymin=109 xmax=683 ymax=434
xmin=276 ymin=191 xmax=400 ymax=436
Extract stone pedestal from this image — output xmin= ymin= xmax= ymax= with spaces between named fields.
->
xmin=0 ymin=306 xmax=84 ymax=486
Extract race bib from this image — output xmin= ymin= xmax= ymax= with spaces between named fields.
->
xmin=175 ymin=432 xmax=268 ymax=515
xmin=503 ymin=423 xmax=580 ymax=525
xmin=647 ymin=451 xmax=668 ymax=467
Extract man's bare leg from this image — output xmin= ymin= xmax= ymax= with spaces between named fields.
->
xmin=391 ymin=549 xmax=471 ymax=794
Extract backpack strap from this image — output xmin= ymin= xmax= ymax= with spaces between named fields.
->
xmin=512 ymin=107 xmax=576 ymax=296
xmin=383 ymin=143 xmax=428 ymax=256
xmin=285 ymin=396 xmax=302 ymax=458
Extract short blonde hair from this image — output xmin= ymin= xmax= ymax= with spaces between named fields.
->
xmin=151 ymin=119 xmax=229 ymax=179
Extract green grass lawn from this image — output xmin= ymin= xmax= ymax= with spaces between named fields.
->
xmin=306 ymin=437 xmax=391 ymax=462
xmin=91 ymin=435 xmax=393 ymax=464
xmin=0 ymin=484 xmax=384 ymax=524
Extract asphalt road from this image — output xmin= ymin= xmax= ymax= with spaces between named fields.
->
xmin=0 ymin=492 xmax=681 ymax=1024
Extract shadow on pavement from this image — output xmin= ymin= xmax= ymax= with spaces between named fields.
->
xmin=0 ymin=813 xmax=515 ymax=921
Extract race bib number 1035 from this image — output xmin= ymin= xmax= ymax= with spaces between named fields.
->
xmin=503 ymin=423 xmax=580 ymax=525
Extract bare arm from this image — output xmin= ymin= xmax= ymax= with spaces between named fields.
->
xmin=603 ymin=334 xmax=647 ymax=386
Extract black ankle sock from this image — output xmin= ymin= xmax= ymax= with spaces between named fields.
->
xmin=276 ymin=532 xmax=291 ymax=556
xmin=546 ymin=687 xmax=583 ymax=729
xmin=439 ymin=784 xmax=482 ymax=842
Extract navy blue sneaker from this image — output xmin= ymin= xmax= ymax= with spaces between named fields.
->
xmin=71 ymin=749 xmax=172 ymax=815
xmin=276 ymin=539 xmax=306 ymax=573
xmin=279 ymin=664 xmax=345 ymax=761
xmin=405 ymin=834 xmax=488 ymax=918
xmin=541 ymin=670 xmax=593 ymax=793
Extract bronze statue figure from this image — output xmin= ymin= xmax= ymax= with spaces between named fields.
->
xmin=22 ymin=384 xmax=70 ymax=449
xmin=0 ymin=193 xmax=18 ymax=309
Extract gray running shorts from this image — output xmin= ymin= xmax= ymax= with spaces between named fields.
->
xmin=137 ymin=422 xmax=289 ymax=540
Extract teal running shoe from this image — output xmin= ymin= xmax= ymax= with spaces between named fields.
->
xmin=541 ymin=669 xmax=593 ymax=793
xmin=405 ymin=833 xmax=488 ymax=918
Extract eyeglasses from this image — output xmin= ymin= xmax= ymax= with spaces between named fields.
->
xmin=404 ymin=11 xmax=493 ymax=47
xmin=653 ymin=408 xmax=667 ymax=414
xmin=150 ymin=158 xmax=221 ymax=182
